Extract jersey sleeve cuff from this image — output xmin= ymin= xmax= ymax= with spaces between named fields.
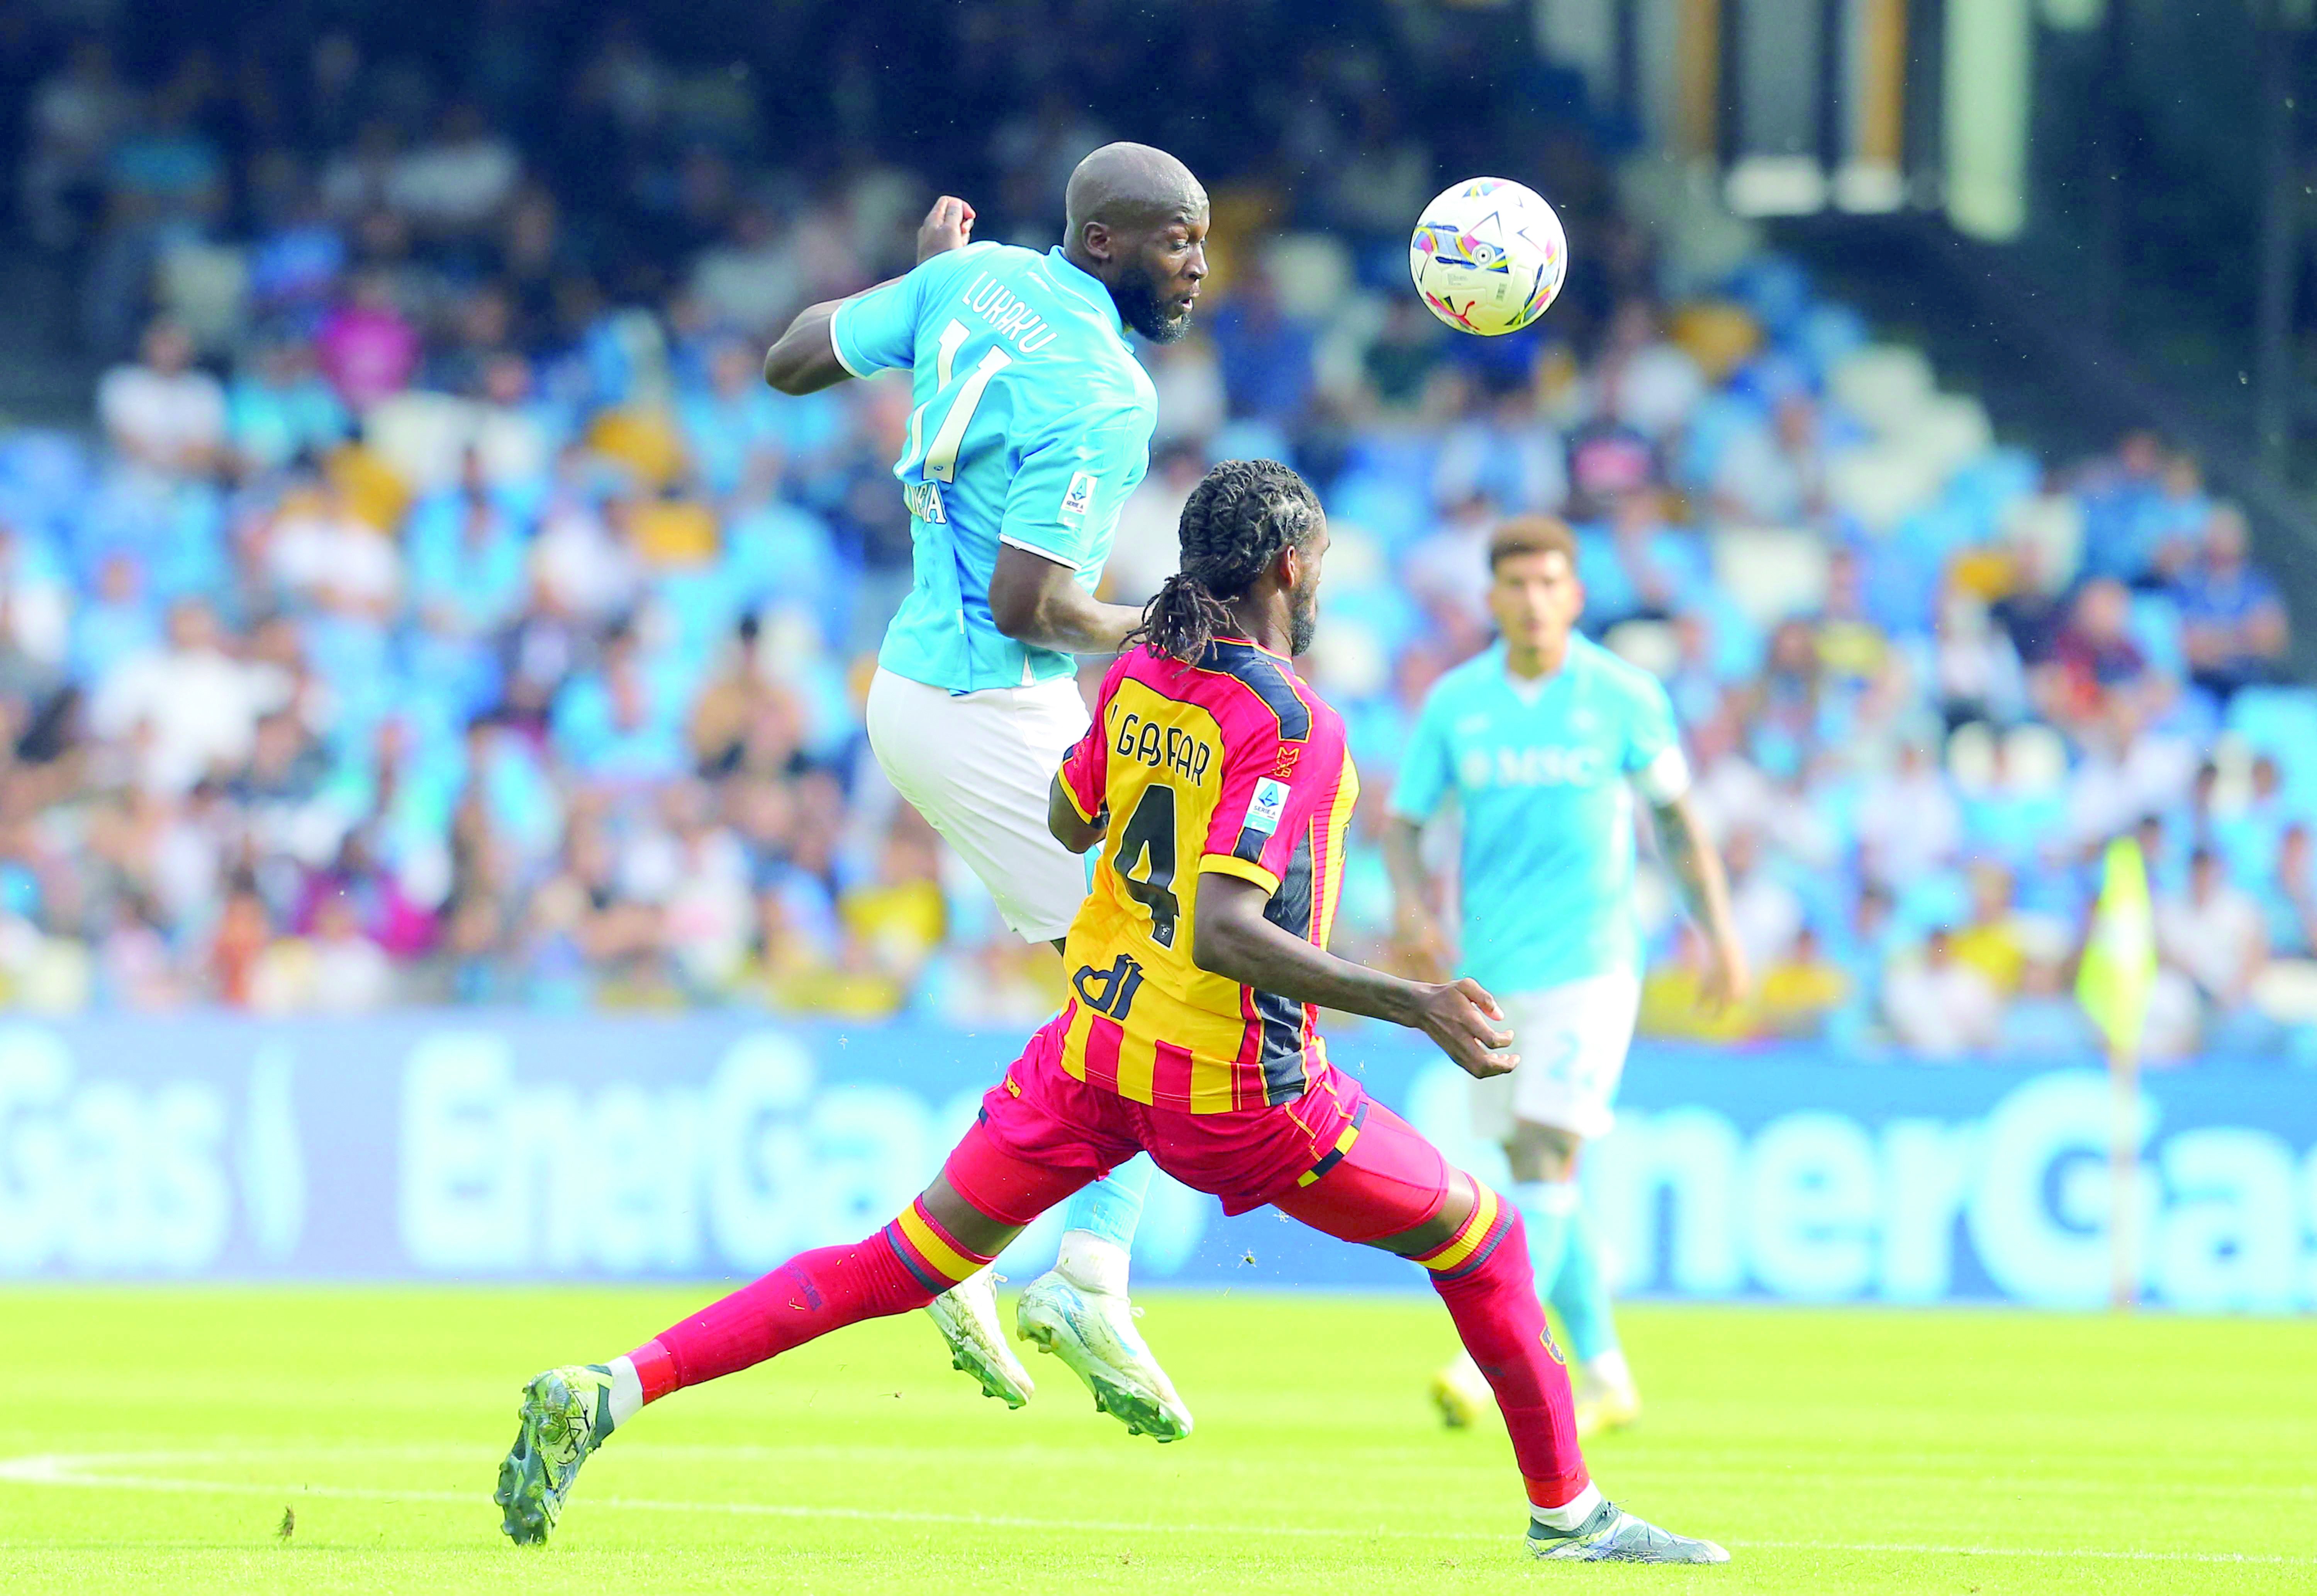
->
xmin=1200 ymin=855 xmax=1281 ymax=894
xmin=827 ymin=300 xmax=872 ymax=379
xmin=1058 ymin=774 xmax=1099 ymax=822
xmin=997 ymin=532 xmax=1084 ymax=572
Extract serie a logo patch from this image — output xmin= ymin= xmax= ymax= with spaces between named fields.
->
xmin=1058 ymin=471 xmax=1097 ymax=526
xmin=1243 ymin=776 xmax=1291 ymax=836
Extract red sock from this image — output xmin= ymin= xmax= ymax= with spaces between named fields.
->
xmin=629 ymin=1199 xmax=992 ymax=1400
xmin=1417 ymin=1188 xmax=1589 ymax=1509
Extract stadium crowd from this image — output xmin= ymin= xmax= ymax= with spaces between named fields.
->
xmin=1 ymin=5 xmax=2312 ymax=1061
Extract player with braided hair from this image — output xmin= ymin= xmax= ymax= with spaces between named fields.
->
xmin=1125 ymin=458 xmax=1324 ymax=662
xmin=492 ymin=460 xmax=1730 ymax=1563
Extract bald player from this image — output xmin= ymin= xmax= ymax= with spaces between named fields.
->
xmin=752 ymin=144 xmax=1208 ymax=1440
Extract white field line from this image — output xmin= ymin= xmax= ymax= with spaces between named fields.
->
xmin=0 ymin=1450 xmax=2310 ymax=1567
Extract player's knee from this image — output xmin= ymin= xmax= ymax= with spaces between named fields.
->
xmin=1382 ymin=1167 xmax=1477 ymax=1257
xmin=919 ymin=1175 xmax=1021 ymax=1261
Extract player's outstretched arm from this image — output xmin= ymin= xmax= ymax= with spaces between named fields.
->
xmin=989 ymin=545 xmax=1148 ymax=656
xmin=765 ymin=196 xmax=980 ymax=394
xmin=1649 ymin=790 xmax=1751 ymax=1013
xmin=762 ymin=301 xmax=851 ymax=395
xmin=1193 ymin=873 xmax=1516 ymax=1079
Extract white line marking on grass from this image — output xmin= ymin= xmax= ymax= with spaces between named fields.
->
xmin=3 ymin=1450 xmax=2312 ymax=1567
xmin=1730 ymin=1539 xmax=2316 ymax=1566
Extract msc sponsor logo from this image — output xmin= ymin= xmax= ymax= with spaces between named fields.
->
xmin=1457 ymin=743 xmax=1607 ymax=790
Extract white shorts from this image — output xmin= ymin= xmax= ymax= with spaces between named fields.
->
xmin=866 ymin=667 xmax=1092 ymax=943
xmin=1469 ymin=971 xmax=1642 ymax=1144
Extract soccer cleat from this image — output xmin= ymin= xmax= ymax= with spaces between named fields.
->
xmin=494 ymin=1364 xmax=614 ymax=1545
xmin=1014 ymin=1270 xmax=1193 ymax=1442
xmin=1431 ymin=1349 xmax=1494 ymax=1429
xmin=925 ymin=1266 xmax=1035 ymax=1408
xmin=1527 ymin=1499 xmax=1730 ymax=1563
xmin=1573 ymin=1369 xmax=1642 ymax=1439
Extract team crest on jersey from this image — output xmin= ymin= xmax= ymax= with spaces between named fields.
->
xmin=1058 ymin=471 xmax=1097 ymax=528
xmin=1243 ymin=777 xmax=1291 ymax=836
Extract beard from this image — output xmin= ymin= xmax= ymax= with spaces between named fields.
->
xmin=1289 ymin=583 xmax=1319 ymax=656
xmin=1113 ymin=258 xmax=1192 ymax=344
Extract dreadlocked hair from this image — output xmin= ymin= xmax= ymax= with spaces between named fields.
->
xmin=1124 ymin=459 xmax=1323 ymax=663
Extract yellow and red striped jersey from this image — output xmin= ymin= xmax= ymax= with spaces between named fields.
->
xmin=1054 ymin=636 xmax=1358 ymax=1113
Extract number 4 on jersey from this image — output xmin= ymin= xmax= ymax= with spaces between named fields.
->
xmin=1112 ymin=784 xmax=1179 ymax=947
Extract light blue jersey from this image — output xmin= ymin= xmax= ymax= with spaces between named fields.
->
xmin=831 ymin=242 xmax=1157 ymax=694
xmin=1391 ymin=635 xmax=1686 ymax=995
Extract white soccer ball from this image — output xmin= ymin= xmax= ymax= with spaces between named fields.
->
xmin=1408 ymin=178 xmax=1568 ymax=337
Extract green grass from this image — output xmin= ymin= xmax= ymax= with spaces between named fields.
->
xmin=0 ymin=1288 xmax=2309 ymax=1594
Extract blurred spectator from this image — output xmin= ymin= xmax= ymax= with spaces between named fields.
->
xmin=98 ymin=320 xmax=225 ymax=478
xmin=2042 ymin=577 xmax=2164 ymax=738
xmin=1883 ymin=930 xmax=2002 ymax=1059
xmin=1435 ymin=383 xmax=1568 ymax=516
xmin=1949 ymin=862 xmax=2030 ymax=996
xmin=1933 ymin=594 xmax=2026 ymax=730
xmin=2156 ymin=846 xmax=2267 ymax=1016
xmin=1753 ymin=925 xmax=1848 ymax=1039
xmin=1209 ymin=264 xmax=1315 ymax=427
xmin=90 ymin=599 xmax=290 ymax=794
xmin=2258 ymin=821 xmax=2317 ymax=959
xmin=229 ymin=335 xmax=352 ymax=476
xmin=1995 ymin=956 xmax=2095 ymax=1056
xmin=1564 ymin=369 xmax=1661 ymax=520
xmin=2174 ymin=507 xmax=2288 ymax=701
xmin=1855 ymin=742 xmax=1961 ymax=890
xmin=1106 ymin=444 xmax=1200 ymax=607
xmin=316 ymin=270 xmax=421 ymax=408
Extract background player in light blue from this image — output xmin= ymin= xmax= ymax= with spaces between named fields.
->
xmin=762 ymin=145 xmax=1207 ymax=1438
xmin=1386 ymin=515 xmax=1749 ymax=1437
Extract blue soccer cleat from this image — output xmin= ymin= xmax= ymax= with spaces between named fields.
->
xmin=1527 ymin=1499 xmax=1730 ymax=1563
xmin=1015 ymin=1270 xmax=1192 ymax=1442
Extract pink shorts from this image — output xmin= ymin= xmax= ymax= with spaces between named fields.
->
xmin=950 ymin=1012 xmax=1452 ymax=1241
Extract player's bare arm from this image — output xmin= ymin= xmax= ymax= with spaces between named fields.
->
xmin=1382 ymin=813 xmax=1452 ymax=981
xmin=762 ymin=195 xmax=979 ymax=394
xmin=990 ymin=546 xmax=1147 ymax=656
xmin=1649 ymin=789 xmax=1751 ymax=1012
xmin=1194 ymin=872 xmax=1516 ymax=1079
xmin=1047 ymin=771 xmax=1104 ymax=854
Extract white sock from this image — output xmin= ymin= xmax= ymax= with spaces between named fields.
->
xmin=1054 ymin=1230 xmax=1131 ymax=1296
xmin=1532 ymin=1483 xmax=1605 ymax=1533
xmin=1584 ymin=1348 xmax=1633 ymax=1392
xmin=606 ymin=1354 xmax=643 ymax=1430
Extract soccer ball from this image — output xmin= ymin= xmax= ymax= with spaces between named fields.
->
xmin=1408 ymin=178 xmax=1567 ymax=337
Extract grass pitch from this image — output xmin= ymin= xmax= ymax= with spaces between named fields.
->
xmin=0 ymin=1288 xmax=2309 ymax=1594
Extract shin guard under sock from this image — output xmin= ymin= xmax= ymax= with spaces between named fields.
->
xmin=1416 ymin=1189 xmax=1588 ymax=1510
xmin=635 ymin=1198 xmax=994 ymax=1399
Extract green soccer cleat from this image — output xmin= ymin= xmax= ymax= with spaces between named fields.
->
xmin=495 ymin=1364 xmax=615 ymax=1545
xmin=1015 ymin=1271 xmax=1193 ymax=1442
xmin=925 ymin=1266 xmax=1036 ymax=1408
xmin=1526 ymin=1499 xmax=1730 ymax=1563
